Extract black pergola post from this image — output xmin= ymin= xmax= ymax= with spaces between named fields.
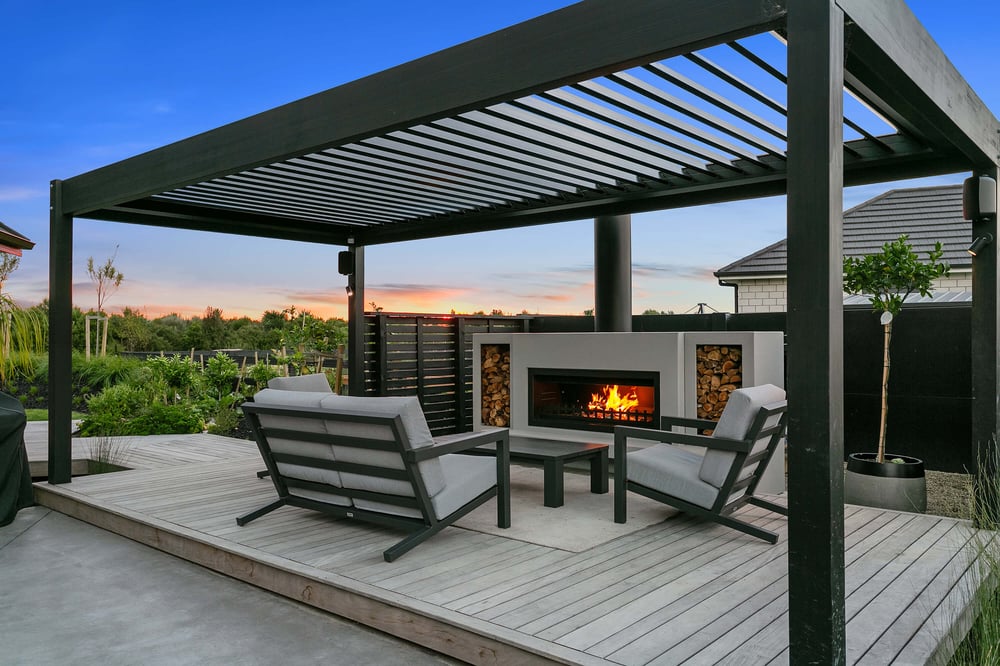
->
xmin=346 ymin=244 xmax=365 ymax=397
xmin=48 ymin=180 xmax=73 ymax=484
xmin=971 ymin=167 xmax=1000 ymax=524
xmin=786 ymin=0 xmax=846 ymax=662
xmin=594 ymin=214 xmax=632 ymax=333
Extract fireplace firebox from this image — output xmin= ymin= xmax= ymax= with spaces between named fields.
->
xmin=528 ymin=368 xmax=659 ymax=433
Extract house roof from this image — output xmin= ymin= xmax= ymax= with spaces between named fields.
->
xmin=0 ymin=220 xmax=35 ymax=256
xmin=714 ymin=184 xmax=971 ymax=278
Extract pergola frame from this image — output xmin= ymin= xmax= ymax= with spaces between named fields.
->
xmin=47 ymin=1 xmax=1000 ymax=661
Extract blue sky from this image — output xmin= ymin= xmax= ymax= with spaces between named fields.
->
xmin=3 ymin=1 xmax=999 ymax=320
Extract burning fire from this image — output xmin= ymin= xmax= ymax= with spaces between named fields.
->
xmin=588 ymin=384 xmax=640 ymax=413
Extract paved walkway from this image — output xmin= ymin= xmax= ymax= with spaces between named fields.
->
xmin=0 ymin=506 xmax=459 ymax=665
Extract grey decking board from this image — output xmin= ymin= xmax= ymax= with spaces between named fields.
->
xmin=391 ymin=540 xmax=560 ymax=598
xmin=641 ymin=578 xmax=788 ymax=665
xmin=573 ymin=532 xmax=790 ymax=656
xmin=467 ymin=520 xmax=707 ymax=621
xmin=520 ymin=515 xmax=788 ymax=642
xmin=420 ymin=546 xmax=573 ymax=605
xmin=447 ymin=518 xmax=700 ymax=615
xmin=375 ymin=539 xmax=539 ymax=592
xmin=484 ymin=519 xmax=755 ymax=628
xmin=846 ymin=521 xmax=975 ymax=663
xmin=27 ymin=432 xmax=992 ymax=665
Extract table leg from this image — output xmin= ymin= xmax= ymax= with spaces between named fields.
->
xmin=590 ymin=449 xmax=609 ymax=494
xmin=543 ymin=459 xmax=564 ymax=507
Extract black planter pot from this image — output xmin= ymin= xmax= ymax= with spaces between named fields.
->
xmin=844 ymin=452 xmax=926 ymax=513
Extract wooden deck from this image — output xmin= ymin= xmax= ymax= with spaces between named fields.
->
xmin=24 ymin=428 xmax=994 ymax=665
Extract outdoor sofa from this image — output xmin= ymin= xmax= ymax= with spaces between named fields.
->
xmin=238 ymin=377 xmax=510 ymax=561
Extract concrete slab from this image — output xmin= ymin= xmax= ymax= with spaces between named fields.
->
xmin=0 ymin=507 xmax=459 ymax=665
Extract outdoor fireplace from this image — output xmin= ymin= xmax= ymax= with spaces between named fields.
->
xmin=528 ymin=368 xmax=659 ymax=433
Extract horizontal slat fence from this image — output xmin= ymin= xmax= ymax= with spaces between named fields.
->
xmin=362 ymin=314 xmax=528 ymax=434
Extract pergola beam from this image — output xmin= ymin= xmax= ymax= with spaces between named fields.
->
xmin=839 ymin=0 xmax=1000 ymax=167
xmin=58 ymin=0 xmax=785 ymax=216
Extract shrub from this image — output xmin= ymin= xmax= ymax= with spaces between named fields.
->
xmin=203 ymin=352 xmax=240 ymax=398
xmin=73 ymin=352 xmax=142 ymax=392
xmin=123 ymin=402 xmax=203 ymax=435
xmin=245 ymin=362 xmax=279 ymax=391
xmin=144 ymin=354 xmax=200 ymax=401
xmin=79 ymin=383 xmax=149 ymax=436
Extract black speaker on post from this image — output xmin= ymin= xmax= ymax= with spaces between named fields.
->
xmin=338 ymin=250 xmax=354 ymax=276
xmin=963 ymin=175 xmax=997 ymax=220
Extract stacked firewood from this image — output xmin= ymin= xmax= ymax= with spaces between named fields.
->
xmin=696 ymin=344 xmax=743 ymax=421
xmin=481 ymin=344 xmax=511 ymax=427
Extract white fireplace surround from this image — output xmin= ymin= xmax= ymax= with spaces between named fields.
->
xmin=473 ymin=331 xmax=786 ymax=493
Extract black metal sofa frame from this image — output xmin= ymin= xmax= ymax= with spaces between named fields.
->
xmin=239 ymin=401 xmax=511 ymax=562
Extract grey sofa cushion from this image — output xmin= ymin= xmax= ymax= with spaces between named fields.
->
xmin=699 ymin=384 xmax=785 ymax=488
xmin=267 ymin=374 xmax=333 ymax=393
xmin=356 ymin=453 xmax=496 ymax=520
xmin=251 ymin=388 xmax=349 ymax=506
xmin=317 ymin=395 xmax=447 ymax=499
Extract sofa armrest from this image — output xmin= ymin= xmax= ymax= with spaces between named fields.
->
xmin=408 ymin=427 xmax=509 ymax=461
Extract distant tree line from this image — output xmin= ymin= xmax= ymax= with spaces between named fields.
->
xmin=23 ymin=302 xmax=348 ymax=354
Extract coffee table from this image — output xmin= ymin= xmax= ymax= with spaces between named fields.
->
xmin=467 ymin=435 xmax=609 ymax=508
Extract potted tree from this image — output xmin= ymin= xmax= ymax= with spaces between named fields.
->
xmin=842 ymin=234 xmax=950 ymax=512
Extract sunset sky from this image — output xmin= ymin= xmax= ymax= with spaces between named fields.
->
xmin=4 ymin=1 xmax=999 ymax=321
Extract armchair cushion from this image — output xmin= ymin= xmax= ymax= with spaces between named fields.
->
xmin=629 ymin=444 xmax=720 ymax=510
xmin=699 ymin=384 xmax=785 ymax=487
xmin=267 ymin=374 xmax=333 ymax=392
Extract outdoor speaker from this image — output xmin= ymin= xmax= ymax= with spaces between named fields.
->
xmin=963 ymin=175 xmax=997 ymax=220
xmin=337 ymin=250 xmax=354 ymax=275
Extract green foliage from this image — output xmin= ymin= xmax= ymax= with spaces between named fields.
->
xmin=72 ymin=352 xmax=142 ymax=391
xmin=203 ymin=352 xmax=240 ymax=398
xmin=86 ymin=247 xmax=124 ymax=313
xmin=144 ymin=354 xmax=200 ymax=398
xmin=79 ymin=383 xmax=149 ymax=436
xmin=948 ymin=446 xmax=1000 ymax=664
xmin=1 ymin=253 xmax=47 ymax=382
xmin=0 ymin=295 xmax=47 ymax=383
xmin=123 ymin=402 xmax=204 ymax=435
xmin=842 ymin=235 xmax=950 ymax=316
xmin=110 ymin=307 xmax=153 ymax=352
xmin=245 ymin=361 xmax=280 ymax=390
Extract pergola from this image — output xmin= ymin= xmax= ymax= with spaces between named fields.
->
xmin=48 ymin=0 xmax=1000 ymax=660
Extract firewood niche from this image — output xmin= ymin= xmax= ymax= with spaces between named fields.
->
xmin=481 ymin=344 xmax=511 ymax=427
xmin=696 ymin=344 xmax=743 ymax=422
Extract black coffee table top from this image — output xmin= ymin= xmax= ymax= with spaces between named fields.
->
xmin=473 ymin=435 xmax=608 ymax=461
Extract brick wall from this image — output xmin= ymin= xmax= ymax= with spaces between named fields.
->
xmin=731 ymin=271 xmax=971 ymax=313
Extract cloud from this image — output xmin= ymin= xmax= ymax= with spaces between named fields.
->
xmin=0 ymin=186 xmax=43 ymax=202
xmin=631 ymin=262 xmax=717 ymax=280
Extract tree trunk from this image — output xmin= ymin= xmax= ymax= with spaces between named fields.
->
xmin=877 ymin=321 xmax=892 ymax=463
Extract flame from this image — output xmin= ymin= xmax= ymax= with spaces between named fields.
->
xmin=588 ymin=384 xmax=640 ymax=413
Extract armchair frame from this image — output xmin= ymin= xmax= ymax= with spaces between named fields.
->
xmin=614 ymin=401 xmax=788 ymax=543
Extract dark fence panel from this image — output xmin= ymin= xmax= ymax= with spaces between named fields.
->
xmin=362 ymin=314 xmax=527 ymax=434
xmin=843 ymin=306 xmax=971 ymax=472
xmin=179 ymin=308 xmax=964 ymax=468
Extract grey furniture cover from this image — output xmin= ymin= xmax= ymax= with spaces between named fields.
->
xmin=0 ymin=391 xmax=33 ymax=526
